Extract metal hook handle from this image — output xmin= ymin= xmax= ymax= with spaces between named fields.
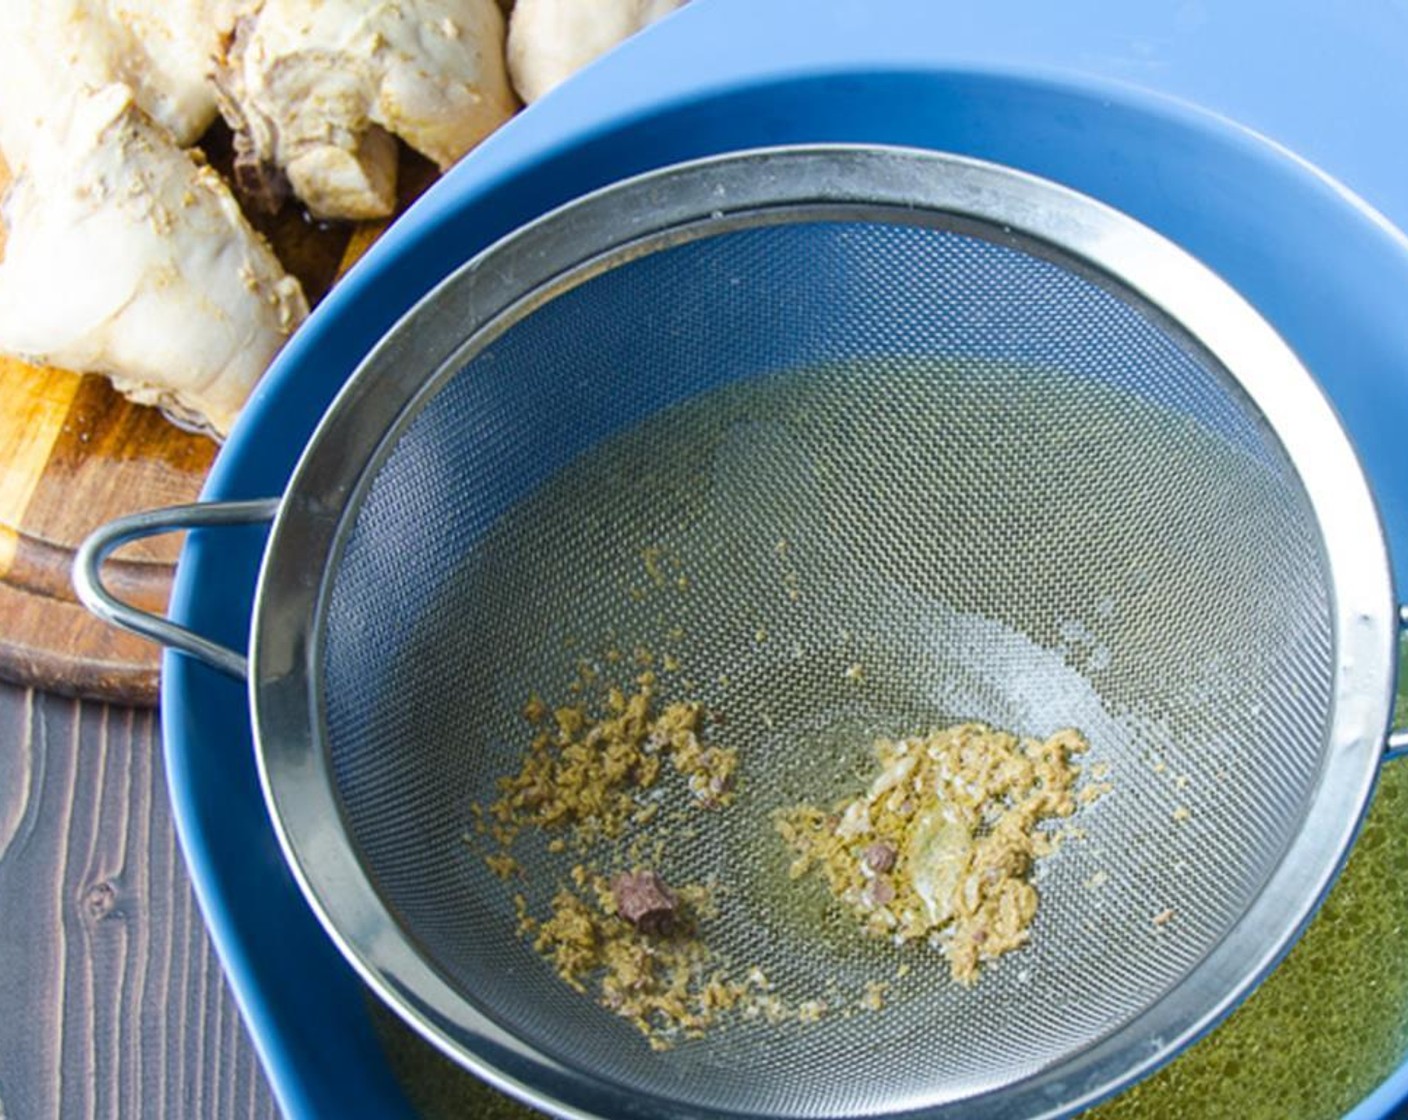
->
xmin=74 ymin=503 xmax=1408 ymax=757
xmin=72 ymin=499 xmax=281 ymax=681
xmin=1385 ymin=605 xmax=1408 ymax=760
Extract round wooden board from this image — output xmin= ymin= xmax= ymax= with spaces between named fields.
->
xmin=0 ymin=139 xmax=437 ymax=705
xmin=0 ymin=359 xmax=216 ymax=705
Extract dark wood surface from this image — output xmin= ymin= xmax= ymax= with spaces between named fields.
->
xmin=0 ymin=678 xmax=280 ymax=1119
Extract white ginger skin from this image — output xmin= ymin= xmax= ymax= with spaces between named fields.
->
xmin=215 ymin=0 xmax=517 ymax=220
xmin=507 ymin=0 xmax=687 ymax=104
xmin=0 ymin=0 xmax=236 ymax=154
xmin=0 ymin=85 xmax=308 ymax=437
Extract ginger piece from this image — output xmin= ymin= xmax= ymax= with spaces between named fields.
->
xmin=214 ymin=0 xmax=516 ymax=220
xmin=506 ymin=0 xmax=688 ymax=104
xmin=104 ymin=0 xmax=240 ymax=144
xmin=0 ymin=0 xmax=235 ymax=158
xmin=0 ymin=84 xmax=307 ymax=436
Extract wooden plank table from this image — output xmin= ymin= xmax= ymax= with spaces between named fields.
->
xmin=0 ymin=679 xmax=279 ymax=1119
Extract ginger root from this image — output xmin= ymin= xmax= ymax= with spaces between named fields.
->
xmin=214 ymin=0 xmax=517 ymax=220
xmin=0 ymin=85 xmax=307 ymax=437
xmin=507 ymin=0 xmax=687 ymax=104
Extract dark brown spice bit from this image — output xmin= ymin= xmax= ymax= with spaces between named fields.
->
xmin=232 ymin=141 xmax=290 ymax=215
xmin=612 ymin=870 xmax=678 ymax=935
xmin=862 ymin=876 xmax=895 ymax=908
xmin=862 ymin=842 xmax=897 ymax=873
xmin=212 ymin=15 xmax=291 ymax=216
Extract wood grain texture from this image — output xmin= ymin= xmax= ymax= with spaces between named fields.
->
xmin=0 ymin=681 xmax=279 ymax=1119
xmin=0 ymin=360 xmax=218 ymax=705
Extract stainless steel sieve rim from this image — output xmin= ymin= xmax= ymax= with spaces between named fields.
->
xmin=86 ymin=145 xmax=1401 ymax=1119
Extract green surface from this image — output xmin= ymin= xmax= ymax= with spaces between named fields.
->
xmin=1089 ymin=633 xmax=1408 ymax=1120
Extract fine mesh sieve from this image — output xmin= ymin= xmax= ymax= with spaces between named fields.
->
xmin=75 ymin=147 xmax=1401 ymax=1120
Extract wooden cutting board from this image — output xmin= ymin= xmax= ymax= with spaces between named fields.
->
xmin=0 ymin=137 xmax=436 ymax=705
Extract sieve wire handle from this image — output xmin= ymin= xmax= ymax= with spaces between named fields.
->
xmin=72 ymin=499 xmax=281 ymax=681
xmin=1387 ymin=605 xmax=1408 ymax=760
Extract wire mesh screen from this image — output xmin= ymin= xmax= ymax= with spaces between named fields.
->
xmin=319 ymin=219 xmax=1333 ymax=1117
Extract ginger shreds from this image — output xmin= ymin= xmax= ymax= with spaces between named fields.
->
xmin=529 ymin=875 xmax=843 ymax=1046
xmin=475 ymin=675 xmax=768 ymax=1046
xmin=485 ymin=682 xmax=736 ymax=851
xmin=531 ymin=879 xmax=751 ymax=1046
xmin=775 ymin=724 xmax=1108 ymax=985
xmin=476 ymin=669 xmax=860 ymax=1045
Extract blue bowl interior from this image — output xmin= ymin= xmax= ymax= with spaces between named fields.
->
xmin=163 ymin=2 xmax=1408 ymax=1117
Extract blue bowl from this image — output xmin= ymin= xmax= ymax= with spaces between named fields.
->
xmin=162 ymin=2 xmax=1408 ymax=1116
